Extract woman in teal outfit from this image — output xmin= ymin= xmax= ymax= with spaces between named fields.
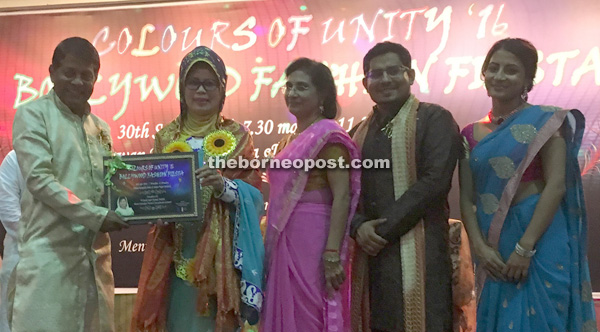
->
xmin=132 ymin=46 xmax=264 ymax=332
xmin=459 ymin=38 xmax=597 ymax=332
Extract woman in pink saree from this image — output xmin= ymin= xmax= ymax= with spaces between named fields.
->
xmin=261 ymin=58 xmax=361 ymax=332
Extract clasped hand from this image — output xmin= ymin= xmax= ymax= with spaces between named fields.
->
xmin=356 ymin=218 xmax=388 ymax=256
xmin=474 ymin=243 xmax=531 ymax=283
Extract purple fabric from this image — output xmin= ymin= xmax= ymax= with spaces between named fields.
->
xmin=461 ymin=123 xmax=479 ymax=150
xmin=461 ymin=122 xmax=543 ymax=182
xmin=262 ymin=119 xmax=361 ymax=332
xmin=263 ymin=198 xmax=341 ymax=331
xmin=298 ymin=188 xmax=333 ymax=204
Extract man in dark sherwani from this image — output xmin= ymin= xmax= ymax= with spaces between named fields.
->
xmin=350 ymin=41 xmax=462 ymax=332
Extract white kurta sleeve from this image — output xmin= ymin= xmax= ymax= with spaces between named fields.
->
xmin=0 ymin=151 xmax=24 ymax=239
xmin=12 ymin=105 xmax=108 ymax=231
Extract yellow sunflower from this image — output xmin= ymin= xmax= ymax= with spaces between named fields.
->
xmin=204 ymin=130 xmax=237 ymax=157
xmin=163 ymin=141 xmax=193 ymax=153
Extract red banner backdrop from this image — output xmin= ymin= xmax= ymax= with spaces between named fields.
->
xmin=1 ymin=0 xmax=599 ymax=288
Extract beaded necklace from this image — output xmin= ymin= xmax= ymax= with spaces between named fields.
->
xmin=488 ymin=103 xmax=527 ymax=125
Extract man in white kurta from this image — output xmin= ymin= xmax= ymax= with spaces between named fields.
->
xmin=0 ymin=150 xmax=24 ymax=332
xmin=10 ymin=37 xmax=127 ymax=332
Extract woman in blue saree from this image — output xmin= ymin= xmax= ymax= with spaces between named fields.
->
xmin=459 ymin=38 xmax=596 ymax=332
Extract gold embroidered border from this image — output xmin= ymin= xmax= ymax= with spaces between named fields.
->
xmin=391 ymin=95 xmax=426 ymax=332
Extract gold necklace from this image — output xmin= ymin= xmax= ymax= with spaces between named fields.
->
xmin=290 ymin=116 xmax=323 ymax=141
xmin=489 ymin=103 xmax=527 ymax=125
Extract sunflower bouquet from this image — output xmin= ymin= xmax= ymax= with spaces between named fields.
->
xmin=163 ymin=140 xmax=193 ymax=153
xmin=203 ymin=129 xmax=237 ymax=162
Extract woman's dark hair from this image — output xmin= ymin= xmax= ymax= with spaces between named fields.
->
xmin=481 ymin=38 xmax=538 ymax=91
xmin=285 ymin=58 xmax=338 ymax=119
xmin=52 ymin=37 xmax=100 ymax=75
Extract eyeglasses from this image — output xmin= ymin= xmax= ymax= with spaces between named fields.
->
xmin=185 ymin=79 xmax=219 ymax=92
xmin=282 ymin=83 xmax=311 ymax=95
xmin=366 ymin=65 xmax=410 ymax=80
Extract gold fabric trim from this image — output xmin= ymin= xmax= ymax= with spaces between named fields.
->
xmin=400 ymin=222 xmax=426 ymax=332
xmin=350 ymin=111 xmax=375 ymax=332
xmin=390 ymin=95 xmax=426 ymax=332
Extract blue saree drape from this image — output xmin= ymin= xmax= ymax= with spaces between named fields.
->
xmin=469 ymin=105 xmax=596 ymax=332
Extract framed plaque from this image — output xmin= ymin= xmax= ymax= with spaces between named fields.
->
xmin=103 ymin=153 xmax=202 ymax=224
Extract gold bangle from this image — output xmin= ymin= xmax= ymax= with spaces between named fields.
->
xmin=322 ymin=253 xmax=341 ymax=263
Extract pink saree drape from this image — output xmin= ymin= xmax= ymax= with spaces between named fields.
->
xmin=262 ymin=119 xmax=361 ymax=332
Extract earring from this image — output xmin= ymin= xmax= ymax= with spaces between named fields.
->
xmin=521 ymin=86 xmax=528 ymax=102
xmin=319 ymin=105 xmax=325 ymax=114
